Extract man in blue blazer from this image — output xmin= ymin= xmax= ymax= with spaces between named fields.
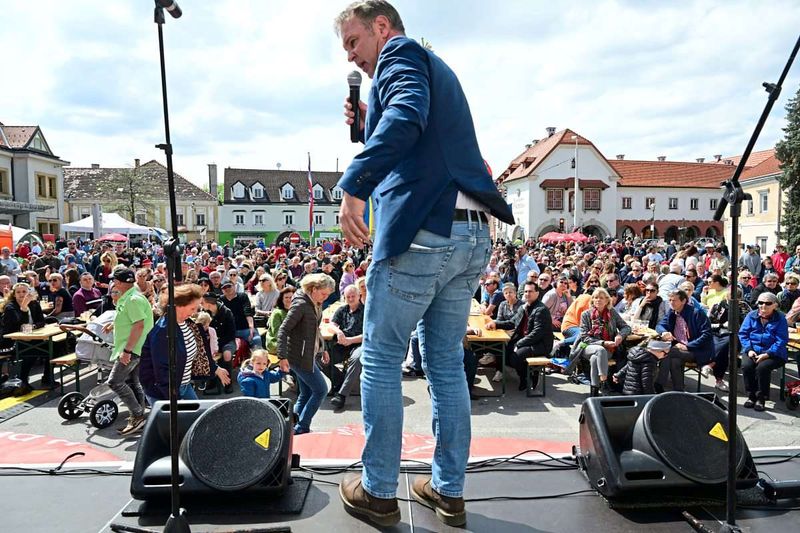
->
xmin=334 ymin=1 xmax=514 ymax=528
xmin=655 ymin=289 xmax=714 ymax=391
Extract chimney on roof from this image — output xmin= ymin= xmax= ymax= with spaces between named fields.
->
xmin=696 ymin=157 xmax=705 ymax=163
xmin=134 ymin=158 xmax=140 ymax=168
xmin=714 ymin=154 xmax=722 ymax=162
xmin=724 ymin=159 xmax=734 ymax=165
xmin=208 ymin=163 xmax=218 ymax=198
xmin=616 ymin=154 xmax=624 ymax=160
xmin=91 ymin=163 xmax=100 ymax=169
xmin=546 ymin=127 xmax=556 ymax=137
xmin=657 ymin=156 xmax=666 ymax=162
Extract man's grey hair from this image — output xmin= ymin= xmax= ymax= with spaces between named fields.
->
xmin=334 ymin=0 xmax=405 ymax=36
xmin=764 ymin=272 xmax=780 ymax=281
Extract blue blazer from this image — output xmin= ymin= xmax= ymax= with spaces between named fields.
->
xmin=338 ymin=36 xmax=514 ymax=262
xmin=656 ymin=303 xmax=715 ymax=364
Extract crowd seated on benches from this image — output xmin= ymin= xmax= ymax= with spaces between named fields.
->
xmin=1 ymin=234 xmax=799 ymax=423
xmin=469 ymin=238 xmax=798 ymax=410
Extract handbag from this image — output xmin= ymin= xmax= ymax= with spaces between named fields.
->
xmin=188 ymin=321 xmax=211 ymax=377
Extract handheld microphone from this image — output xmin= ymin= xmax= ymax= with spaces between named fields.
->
xmin=156 ymin=0 xmax=182 ymax=18
xmin=347 ymin=71 xmax=362 ymax=143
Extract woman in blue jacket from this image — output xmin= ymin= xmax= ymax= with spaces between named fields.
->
xmin=738 ymin=291 xmax=788 ymax=411
xmin=140 ymin=284 xmax=230 ymax=402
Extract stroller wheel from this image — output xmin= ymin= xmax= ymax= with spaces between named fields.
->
xmin=786 ymin=395 xmax=799 ymax=411
xmin=90 ymin=400 xmax=119 ymax=428
xmin=58 ymin=392 xmax=85 ymax=420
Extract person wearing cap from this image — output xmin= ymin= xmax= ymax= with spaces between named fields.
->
xmin=220 ymin=279 xmax=261 ymax=350
xmin=612 ymin=339 xmax=670 ymax=395
xmin=200 ymin=292 xmax=237 ymax=394
xmin=771 ymin=244 xmax=789 ymax=281
xmin=104 ymin=267 xmax=155 ymax=435
xmin=739 ymin=244 xmax=762 ymax=281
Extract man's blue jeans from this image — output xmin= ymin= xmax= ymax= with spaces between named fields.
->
xmin=292 ymin=361 xmax=328 ymax=433
xmin=562 ymin=326 xmax=581 ymax=348
xmin=235 ymin=328 xmax=262 ymax=350
xmin=360 ymin=221 xmax=491 ymax=499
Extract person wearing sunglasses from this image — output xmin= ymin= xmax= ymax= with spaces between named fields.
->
xmin=738 ymin=292 xmax=789 ymax=411
xmin=778 ymin=274 xmax=800 ymax=313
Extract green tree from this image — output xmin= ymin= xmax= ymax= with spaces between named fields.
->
xmin=97 ymin=167 xmax=155 ymax=224
xmin=777 ymin=85 xmax=800 ymax=247
xmin=202 ymin=183 xmax=225 ymax=203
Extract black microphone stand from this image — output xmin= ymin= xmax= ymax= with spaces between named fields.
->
xmin=711 ymin=33 xmax=800 ymax=533
xmin=153 ymin=3 xmax=189 ymax=532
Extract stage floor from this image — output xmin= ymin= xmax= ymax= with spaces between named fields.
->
xmin=2 ymin=449 xmax=799 ymax=533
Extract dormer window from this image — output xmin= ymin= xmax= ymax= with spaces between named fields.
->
xmin=252 ymin=184 xmax=264 ymax=199
xmin=281 ymin=184 xmax=294 ymax=200
xmin=332 ymin=186 xmax=343 ymax=201
xmin=28 ymin=132 xmax=49 ymax=153
xmin=232 ymin=182 xmax=246 ymax=199
xmin=313 ymin=184 xmax=324 ymax=200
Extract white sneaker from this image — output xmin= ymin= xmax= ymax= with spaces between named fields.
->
xmin=479 ymin=355 xmax=496 ymax=366
xmin=700 ymin=365 xmax=713 ymax=379
xmin=492 ymin=370 xmax=503 ymax=383
xmin=715 ymin=380 xmax=729 ymax=392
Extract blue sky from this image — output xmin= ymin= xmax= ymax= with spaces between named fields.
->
xmin=2 ymin=0 xmax=799 ymax=188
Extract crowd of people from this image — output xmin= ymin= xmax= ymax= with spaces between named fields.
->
xmin=469 ymin=237 xmax=798 ymax=411
xmin=0 ymin=235 xmax=370 ymax=435
xmin=1 ymin=234 xmax=798 ymax=422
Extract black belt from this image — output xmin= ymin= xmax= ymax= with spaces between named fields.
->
xmin=453 ymin=209 xmax=488 ymax=223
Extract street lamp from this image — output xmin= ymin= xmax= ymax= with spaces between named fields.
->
xmin=571 ymin=135 xmax=579 ymax=230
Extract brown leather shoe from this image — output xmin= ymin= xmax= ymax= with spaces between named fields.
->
xmin=410 ymin=475 xmax=466 ymax=527
xmin=339 ymin=474 xmax=400 ymax=527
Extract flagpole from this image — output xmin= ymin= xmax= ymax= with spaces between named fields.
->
xmin=307 ymin=152 xmax=314 ymax=245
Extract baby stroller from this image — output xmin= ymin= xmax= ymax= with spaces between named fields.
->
xmin=56 ymin=311 xmax=129 ymax=429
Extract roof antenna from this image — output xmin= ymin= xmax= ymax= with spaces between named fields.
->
xmin=276 ymin=162 xmax=282 ymax=170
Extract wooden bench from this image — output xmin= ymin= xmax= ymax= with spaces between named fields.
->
xmin=50 ymin=353 xmax=81 ymax=395
xmin=526 ymin=357 xmax=550 ymax=397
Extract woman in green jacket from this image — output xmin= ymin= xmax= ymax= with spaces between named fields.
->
xmin=265 ymin=286 xmax=296 ymax=354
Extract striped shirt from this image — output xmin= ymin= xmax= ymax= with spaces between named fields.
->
xmin=180 ymin=321 xmax=198 ymax=386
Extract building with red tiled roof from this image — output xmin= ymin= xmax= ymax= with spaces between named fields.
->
xmin=495 ymin=128 xmax=730 ymax=242
xmin=722 ymin=149 xmax=785 ymax=254
xmin=0 ymin=122 xmax=69 ymax=233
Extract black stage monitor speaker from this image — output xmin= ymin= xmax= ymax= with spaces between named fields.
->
xmin=575 ymin=392 xmax=758 ymax=507
xmin=131 ymin=398 xmax=293 ymax=501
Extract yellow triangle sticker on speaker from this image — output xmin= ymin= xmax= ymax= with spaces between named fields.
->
xmin=709 ymin=423 xmax=728 ymax=442
xmin=255 ymin=428 xmax=271 ymax=450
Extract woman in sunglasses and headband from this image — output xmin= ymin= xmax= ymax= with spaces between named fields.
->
xmin=738 ymin=291 xmax=789 ymax=412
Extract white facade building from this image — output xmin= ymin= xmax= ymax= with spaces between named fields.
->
xmin=0 ymin=123 xmax=69 ymax=233
xmin=218 ymin=167 xmax=343 ymax=246
xmin=496 ymin=128 xmax=733 ymax=242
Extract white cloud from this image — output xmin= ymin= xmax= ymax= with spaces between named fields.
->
xmin=1 ymin=0 xmax=798 ymax=188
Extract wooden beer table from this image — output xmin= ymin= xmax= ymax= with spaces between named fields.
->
xmin=467 ymin=314 xmax=511 ymax=396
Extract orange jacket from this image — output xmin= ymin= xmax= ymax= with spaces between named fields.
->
xmin=561 ymin=293 xmax=592 ymax=332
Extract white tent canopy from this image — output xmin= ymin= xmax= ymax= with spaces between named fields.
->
xmin=8 ymin=226 xmax=43 ymax=245
xmin=62 ymin=213 xmax=151 ymax=235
